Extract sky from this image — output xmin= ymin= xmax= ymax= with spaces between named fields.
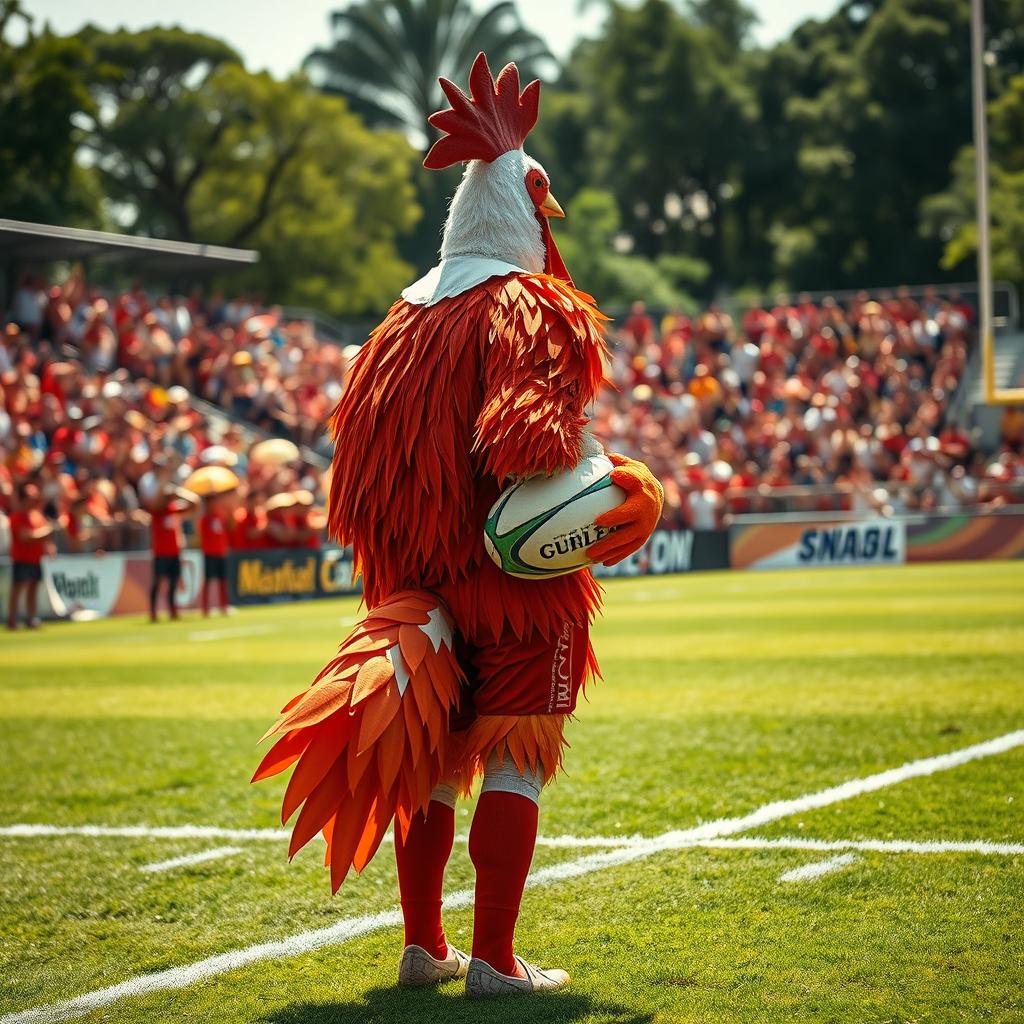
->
xmin=16 ymin=0 xmax=840 ymax=77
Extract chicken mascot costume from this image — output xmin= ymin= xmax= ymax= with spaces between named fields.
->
xmin=254 ymin=53 xmax=663 ymax=998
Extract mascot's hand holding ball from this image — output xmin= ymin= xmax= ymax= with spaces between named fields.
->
xmin=254 ymin=52 xmax=663 ymax=997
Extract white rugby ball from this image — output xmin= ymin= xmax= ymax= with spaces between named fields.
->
xmin=484 ymin=454 xmax=626 ymax=579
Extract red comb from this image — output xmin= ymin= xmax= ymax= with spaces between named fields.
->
xmin=423 ymin=52 xmax=540 ymax=169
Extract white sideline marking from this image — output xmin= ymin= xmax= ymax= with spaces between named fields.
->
xmin=187 ymin=625 xmax=273 ymax=642
xmin=533 ymin=833 xmax=643 ymax=848
xmin=0 ymin=824 xmax=289 ymax=842
xmin=5 ymin=826 xmax=1022 ymax=857
xmin=779 ymin=853 xmax=858 ymax=883
xmin=139 ymin=847 xmax=243 ymax=874
xmin=4 ymin=728 xmax=1023 ymax=1024
xmin=0 ymin=824 xmax=638 ymax=849
xmin=691 ymin=836 xmax=1024 ymax=856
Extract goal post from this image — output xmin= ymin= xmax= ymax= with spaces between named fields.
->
xmin=971 ymin=0 xmax=1024 ymax=405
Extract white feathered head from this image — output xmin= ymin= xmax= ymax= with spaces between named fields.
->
xmin=423 ymin=52 xmax=571 ymax=283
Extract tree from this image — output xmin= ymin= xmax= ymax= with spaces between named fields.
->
xmin=556 ymin=188 xmax=704 ymax=310
xmin=686 ymin=0 xmax=758 ymax=52
xmin=74 ymin=26 xmax=421 ymax=314
xmin=189 ymin=66 xmax=421 ymax=313
xmin=920 ymin=74 xmax=1024 ymax=291
xmin=75 ymin=26 xmax=244 ymax=240
xmin=305 ymin=0 xmax=553 ymax=145
xmin=552 ymin=0 xmax=757 ymax=288
xmin=740 ymin=0 xmax=1024 ymax=290
xmin=0 ymin=1 xmax=100 ymax=225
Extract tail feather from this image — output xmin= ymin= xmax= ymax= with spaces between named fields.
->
xmin=251 ymin=729 xmax=305 ymax=783
xmin=328 ymin=774 xmax=377 ymax=891
xmin=352 ymin=657 xmax=393 ymax=705
xmin=356 ymin=681 xmax=402 ymax=753
xmin=275 ymin=674 xmax=357 ymax=734
xmin=288 ymin=766 xmax=345 ymax=854
xmin=254 ymin=590 xmax=463 ymax=892
xmin=375 ymin=714 xmax=406 ymax=794
xmin=281 ymin=715 xmax=355 ymax=822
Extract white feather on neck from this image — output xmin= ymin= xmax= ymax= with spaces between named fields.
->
xmin=440 ymin=149 xmax=546 ymax=273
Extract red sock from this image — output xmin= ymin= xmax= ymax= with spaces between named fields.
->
xmin=218 ymin=578 xmax=229 ymax=613
xmin=394 ymin=800 xmax=455 ymax=959
xmin=469 ymin=790 xmax=538 ymax=977
xmin=201 ymin=580 xmax=210 ymax=617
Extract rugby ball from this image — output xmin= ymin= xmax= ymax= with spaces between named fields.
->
xmin=484 ymin=454 xmax=626 ymax=579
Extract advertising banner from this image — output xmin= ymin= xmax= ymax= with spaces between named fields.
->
xmin=317 ymin=546 xmax=360 ymax=597
xmin=730 ymin=519 xmax=906 ymax=571
xmin=592 ymin=529 xmax=729 ymax=578
xmin=227 ymin=547 xmax=361 ymax=605
xmin=906 ymin=513 xmax=1024 ymax=562
xmin=0 ymin=551 xmax=203 ymax=620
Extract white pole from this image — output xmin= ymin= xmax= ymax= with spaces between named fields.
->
xmin=969 ymin=0 xmax=995 ymax=400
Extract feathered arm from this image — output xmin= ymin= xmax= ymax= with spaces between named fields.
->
xmin=473 ymin=275 xmax=607 ymax=482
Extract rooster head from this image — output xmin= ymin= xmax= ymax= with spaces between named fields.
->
xmin=424 ymin=52 xmax=571 ymax=285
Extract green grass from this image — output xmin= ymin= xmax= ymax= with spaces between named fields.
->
xmin=1 ymin=561 xmax=1022 ymax=1023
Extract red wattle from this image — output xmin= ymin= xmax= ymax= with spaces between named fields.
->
xmin=538 ymin=214 xmax=573 ymax=286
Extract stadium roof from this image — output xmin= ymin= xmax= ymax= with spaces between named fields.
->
xmin=0 ymin=219 xmax=259 ymax=272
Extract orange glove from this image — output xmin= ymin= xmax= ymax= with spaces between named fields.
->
xmin=586 ymin=452 xmax=665 ymax=567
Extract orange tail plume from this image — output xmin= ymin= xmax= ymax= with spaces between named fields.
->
xmin=253 ymin=591 xmax=464 ymax=892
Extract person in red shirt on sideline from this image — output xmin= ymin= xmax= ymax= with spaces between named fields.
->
xmin=147 ymin=485 xmax=198 ymax=622
xmin=7 ymin=482 xmax=54 ymax=630
xmin=198 ymin=494 xmax=231 ymax=616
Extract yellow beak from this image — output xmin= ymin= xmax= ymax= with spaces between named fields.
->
xmin=539 ymin=192 xmax=565 ymax=219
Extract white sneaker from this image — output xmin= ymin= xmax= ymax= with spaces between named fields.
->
xmin=465 ymin=956 xmax=570 ymax=997
xmin=398 ymin=944 xmax=470 ymax=986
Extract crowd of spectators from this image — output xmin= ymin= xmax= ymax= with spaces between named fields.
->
xmin=1 ymin=270 xmax=331 ymax=557
xmin=2 ymin=269 xmax=1023 ymax=557
xmin=8 ymin=268 xmax=344 ymax=448
xmin=593 ymin=288 xmax=1024 ymax=529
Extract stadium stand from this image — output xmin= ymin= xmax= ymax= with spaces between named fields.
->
xmin=2 ymin=269 xmax=1022 ymax=553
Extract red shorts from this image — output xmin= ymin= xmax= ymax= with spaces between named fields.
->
xmin=453 ymin=618 xmax=591 ymax=719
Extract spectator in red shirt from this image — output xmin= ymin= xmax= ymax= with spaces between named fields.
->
xmin=264 ymin=493 xmax=297 ymax=548
xmin=147 ymin=484 xmax=198 ymax=622
xmin=7 ymin=482 xmax=53 ymax=630
xmin=623 ymin=301 xmax=654 ymax=348
xmin=198 ymin=495 xmax=231 ymax=616
xmin=230 ymin=493 xmax=269 ymax=550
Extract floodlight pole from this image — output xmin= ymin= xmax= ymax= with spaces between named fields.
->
xmin=969 ymin=0 xmax=995 ymax=401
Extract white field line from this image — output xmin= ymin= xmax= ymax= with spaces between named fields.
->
xmin=692 ymin=836 xmax=1024 ymax=856
xmin=0 ymin=824 xmax=638 ymax=849
xmin=139 ymin=847 xmax=243 ymax=874
xmin=779 ymin=853 xmax=858 ymax=883
xmin=4 ymin=728 xmax=1022 ymax=1024
xmin=187 ymin=625 xmax=273 ymax=642
xmin=4 ymin=826 xmax=1023 ymax=858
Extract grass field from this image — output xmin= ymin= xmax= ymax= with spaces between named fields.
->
xmin=2 ymin=561 xmax=1023 ymax=1024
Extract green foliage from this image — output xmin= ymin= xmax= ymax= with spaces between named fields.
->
xmin=685 ymin=0 xmax=759 ymax=51
xmin=0 ymin=1 xmax=100 ymax=225
xmin=556 ymin=188 xmax=698 ymax=309
xmin=921 ymin=74 xmax=1024 ymax=290
xmin=6 ymin=0 xmax=1024 ymax=309
xmin=554 ymin=0 xmax=758 ymax=284
xmin=534 ymin=0 xmax=1024 ymax=296
xmin=69 ymin=27 xmax=420 ymax=315
xmin=304 ymin=0 xmax=553 ymax=268
xmin=305 ymin=0 xmax=553 ymax=141
xmin=75 ymin=25 xmax=242 ymax=240
xmin=186 ymin=66 xmax=420 ymax=314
